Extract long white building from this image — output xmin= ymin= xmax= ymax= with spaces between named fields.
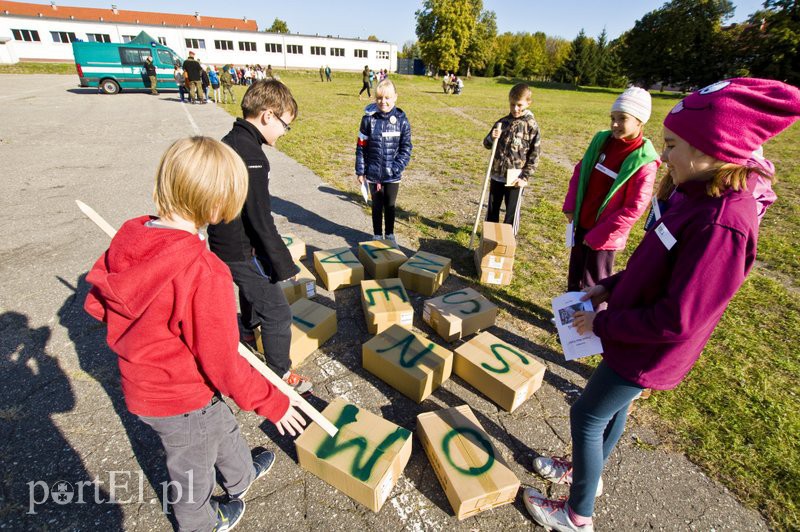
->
xmin=0 ymin=0 xmax=397 ymax=71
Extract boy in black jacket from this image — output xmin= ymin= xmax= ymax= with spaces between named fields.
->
xmin=208 ymin=79 xmax=312 ymax=394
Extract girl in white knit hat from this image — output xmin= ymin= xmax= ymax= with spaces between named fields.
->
xmin=561 ymin=87 xmax=661 ymax=293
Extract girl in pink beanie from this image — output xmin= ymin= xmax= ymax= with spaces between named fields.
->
xmin=525 ymin=78 xmax=800 ymax=532
xmin=562 ymin=87 xmax=661 ymax=294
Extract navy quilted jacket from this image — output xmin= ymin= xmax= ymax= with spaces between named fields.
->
xmin=355 ymin=106 xmax=412 ymax=183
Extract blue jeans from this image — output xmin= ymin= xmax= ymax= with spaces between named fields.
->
xmin=568 ymin=361 xmax=644 ymax=517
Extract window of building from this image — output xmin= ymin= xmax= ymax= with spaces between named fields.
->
xmin=376 ymin=50 xmax=390 ymax=60
xmin=87 ymin=33 xmax=111 ymax=43
xmin=158 ymin=37 xmax=167 ymax=46
xmin=354 ymin=49 xmax=368 ymax=58
xmin=214 ymin=40 xmax=233 ymax=51
xmin=12 ymin=29 xmax=40 ymax=42
xmin=287 ymin=44 xmax=303 ymax=54
xmin=238 ymin=41 xmax=257 ymax=52
xmin=330 ymin=47 xmax=344 ymax=57
xmin=50 ymin=31 xmax=78 ymax=44
xmin=119 ymin=47 xmax=151 ymax=65
xmin=265 ymin=42 xmax=282 ymax=53
xmin=121 ymin=35 xmax=135 ymax=43
xmin=184 ymin=38 xmax=205 ymax=49
xmin=310 ymin=46 xmax=326 ymax=56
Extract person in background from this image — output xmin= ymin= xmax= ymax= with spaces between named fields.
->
xmin=208 ymin=66 xmax=221 ymax=103
xmin=143 ymin=55 xmax=157 ymax=95
xmin=173 ymin=64 xmax=185 ymax=102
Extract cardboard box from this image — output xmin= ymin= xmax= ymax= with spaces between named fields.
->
xmin=295 ymin=398 xmax=413 ymax=512
xmin=358 ymin=240 xmax=408 ymax=279
xmin=479 ymin=222 xmax=516 ymax=258
xmin=313 ymin=247 xmax=365 ymax=291
xmin=416 ymin=405 xmax=520 ymax=520
xmin=454 ymin=332 xmax=546 ymax=412
xmin=474 ymin=250 xmax=513 ymax=286
xmin=281 ymin=234 xmax=307 ymax=262
xmin=279 ymin=261 xmax=318 ymax=304
xmin=362 ymin=324 xmax=453 ymax=403
xmin=360 ymin=278 xmax=413 ymax=334
xmin=289 ymin=298 xmax=337 ymax=367
xmin=398 ymin=251 xmax=452 ymax=296
xmin=476 ymin=253 xmax=515 ymax=272
xmin=423 ymin=288 xmax=498 ymax=343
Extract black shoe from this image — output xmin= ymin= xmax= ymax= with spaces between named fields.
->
xmin=213 ymin=498 xmax=245 ymax=531
xmin=230 ymin=450 xmax=275 ymax=499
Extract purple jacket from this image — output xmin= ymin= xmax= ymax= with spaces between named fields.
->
xmin=594 ymin=175 xmax=761 ymax=390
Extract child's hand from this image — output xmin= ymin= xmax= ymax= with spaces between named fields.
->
xmin=511 ymin=178 xmax=527 ymax=188
xmin=275 ymin=402 xmax=306 ymax=436
xmin=564 ymin=212 xmax=574 ymax=223
xmin=573 ymin=311 xmax=596 ymax=335
xmin=491 ymin=127 xmax=501 ymax=140
xmin=581 ymin=285 xmax=609 ymax=307
xmin=357 ymin=175 xmax=365 ymax=185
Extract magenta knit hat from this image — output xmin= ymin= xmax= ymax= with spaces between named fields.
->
xmin=663 ymin=78 xmax=800 ymax=166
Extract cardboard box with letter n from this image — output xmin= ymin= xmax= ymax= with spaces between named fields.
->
xmin=289 ymin=298 xmax=337 ymax=366
xmin=362 ymin=324 xmax=453 ymax=403
xmin=279 ymin=261 xmax=317 ymax=304
xmin=295 ymin=398 xmax=413 ymax=512
xmin=423 ymin=288 xmax=497 ymax=343
xmin=281 ymin=234 xmax=307 ymax=262
xmin=416 ymin=405 xmax=520 ymax=520
xmin=398 ymin=250 xmax=451 ymax=296
xmin=313 ymin=247 xmax=364 ymax=291
xmin=360 ymin=278 xmax=413 ymax=334
xmin=454 ymin=331 xmax=545 ymax=412
xmin=358 ymin=240 xmax=407 ymax=279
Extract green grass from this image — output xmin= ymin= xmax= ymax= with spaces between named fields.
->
xmin=0 ymin=62 xmax=74 ymax=75
xmin=223 ymin=71 xmax=799 ymax=529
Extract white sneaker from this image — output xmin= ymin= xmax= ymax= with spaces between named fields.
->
xmin=523 ymin=487 xmax=593 ymax=532
xmin=385 ymin=234 xmax=397 ymax=245
xmin=373 ymin=234 xmax=383 ymax=240
xmin=533 ymin=456 xmax=603 ymax=497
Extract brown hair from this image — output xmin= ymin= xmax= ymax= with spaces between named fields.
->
xmin=153 ymin=137 xmax=248 ymax=227
xmin=241 ymin=79 xmax=298 ymax=120
xmin=509 ymin=83 xmax=532 ymax=102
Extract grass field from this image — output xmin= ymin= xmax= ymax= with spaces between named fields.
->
xmin=0 ymin=62 xmax=74 ymax=75
xmin=219 ymin=71 xmax=799 ymax=529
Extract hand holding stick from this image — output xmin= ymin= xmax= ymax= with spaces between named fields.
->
xmin=469 ymin=124 xmax=501 ymax=249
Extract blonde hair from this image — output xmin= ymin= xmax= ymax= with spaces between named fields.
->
xmin=241 ymin=79 xmax=298 ymax=120
xmin=375 ymin=79 xmax=396 ymax=98
xmin=706 ymin=163 xmax=771 ymax=197
xmin=153 ymin=137 xmax=248 ymax=227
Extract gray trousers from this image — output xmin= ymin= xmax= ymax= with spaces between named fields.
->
xmin=139 ymin=398 xmax=253 ymax=531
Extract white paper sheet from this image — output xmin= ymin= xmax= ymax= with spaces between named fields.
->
xmin=551 ymin=292 xmax=603 ymax=361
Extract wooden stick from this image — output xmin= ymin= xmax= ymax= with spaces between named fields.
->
xmin=75 ymin=200 xmax=338 ymax=437
xmin=469 ymin=125 xmax=501 ymax=249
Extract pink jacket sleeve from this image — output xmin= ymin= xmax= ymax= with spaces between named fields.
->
xmin=562 ymin=161 xmax=582 ymax=213
xmin=584 ymin=160 xmax=659 ymax=250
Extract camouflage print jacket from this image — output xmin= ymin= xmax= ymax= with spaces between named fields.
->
xmin=483 ymin=110 xmax=541 ymax=181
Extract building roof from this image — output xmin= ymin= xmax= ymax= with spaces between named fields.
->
xmin=0 ymin=0 xmax=258 ymax=31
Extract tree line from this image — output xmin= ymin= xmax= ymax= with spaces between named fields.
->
xmin=405 ymin=0 xmax=799 ymax=88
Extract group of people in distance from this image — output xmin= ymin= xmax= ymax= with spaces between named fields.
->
xmin=441 ymin=71 xmax=464 ymax=94
xmin=83 ymin=70 xmax=800 ymax=532
xmin=171 ymin=52 xmax=278 ymax=104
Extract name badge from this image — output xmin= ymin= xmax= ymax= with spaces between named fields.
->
xmin=565 ymin=222 xmax=575 ymax=248
xmin=595 ymin=162 xmax=618 ymax=179
xmin=650 ymin=196 xmax=662 ymax=221
xmin=655 ymin=223 xmax=677 ymax=250
xmin=382 ymin=131 xmax=400 ymax=138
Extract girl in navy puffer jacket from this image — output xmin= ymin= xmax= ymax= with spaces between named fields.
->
xmin=355 ymin=79 xmax=412 ymax=242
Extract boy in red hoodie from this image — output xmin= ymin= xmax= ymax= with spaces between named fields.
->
xmin=84 ymin=137 xmax=305 ymax=531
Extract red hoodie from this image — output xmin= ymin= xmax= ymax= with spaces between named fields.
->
xmin=84 ymin=216 xmax=289 ymax=422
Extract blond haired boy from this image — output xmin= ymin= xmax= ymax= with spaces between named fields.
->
xmin=85 ymin=137 xmax=305 ymax=531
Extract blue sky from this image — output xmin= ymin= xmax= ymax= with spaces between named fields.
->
xmin=58 ymin=0 xmax=768 ymax=45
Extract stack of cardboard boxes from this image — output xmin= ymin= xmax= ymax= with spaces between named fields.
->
xmin=474 ymin=222 xmax=516 ymax=286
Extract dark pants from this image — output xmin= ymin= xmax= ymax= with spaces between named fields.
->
xmin=369 ymin=182 xmax=399 ymax=236
xmin=486 ymin=178 xmax=523 ymax=227
xmin=139 ymin=398 xmax=254 ymax=531
xmin=568 ymin=361 xmax=644 ymax=517
xmin=178 ymin=85 xmax=186 ymax=102
xmin=226 ymin=258 xmax=292 ymax=376
xmin=359 ymin=81 xmax=371 ymax=97
xmin=567 ymin=226 xmax=616 ymax=292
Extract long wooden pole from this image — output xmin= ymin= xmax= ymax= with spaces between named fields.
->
xmin=75 ymin=200 xmax=338 ymax=437
xmin=469 ymin=125 xmax=501 ymax=249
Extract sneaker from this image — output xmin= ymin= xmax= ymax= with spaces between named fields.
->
xmin=230 ymin=450 xmax=275 ymax=499
xmin=282 ymin=370 xmax=313 ymax=395
xmin=523 ymin=487 xmax=593 ymax=532
xmin=373 ymin=234 xmax=383 ymax=241
xmin=532 ymin=456 xmax=603 ymax=497
xmin=385 ymin=234 xmax=397 ymax=245
xmin=213 ymin=498 xmax=245 ymax=532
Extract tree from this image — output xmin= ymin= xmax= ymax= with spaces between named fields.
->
xmin=267 ymin=18 xmax=289 ymax=33
xmin=741 ymin=0 xmax=800 ymax=85
xmin=543 ymin=36 xmax=571 ymax=81
xmin=557 ymin=29 xmax=598 ymax=85
xmin=595 ymin=29 xmax=627 ymax=88
xmin=399 ymin=40 xmax=421 ymax=59
xmin=462 ymin=8 xmax=497 ymax=76
xmin=415 ymin=0 xmax=477 ymax=73
xmin=367 ymin=35 xmax=379 ymax=41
